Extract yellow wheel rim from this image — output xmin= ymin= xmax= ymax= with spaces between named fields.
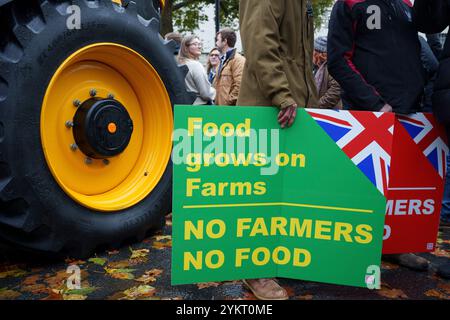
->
xmin=41 ymin=43 xmax=173 ymax=212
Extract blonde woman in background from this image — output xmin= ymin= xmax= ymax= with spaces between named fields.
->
xmin=178 ymin=35 xmax=216 ymax=105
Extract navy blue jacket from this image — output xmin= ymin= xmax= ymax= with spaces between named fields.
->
xmin=327 ymin=0 xmax=426 ymax=114
xmin=415 ymin=0 xmax=450 ymax=126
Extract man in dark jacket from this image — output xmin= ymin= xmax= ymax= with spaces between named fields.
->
xmin=415 ymin=0 xmax=450 ymax=279
xmin=415 ymin=0 xmax=450 ymax=126
xmin=418 ymin=35 xmax=439 ymax=112
xmin=426 ymin=33 xmax=444 ymax=59
xmin=328 ymin=0 xmax=426 ymax=114
xmin=328 ymin=0 xmax=431 ymax=271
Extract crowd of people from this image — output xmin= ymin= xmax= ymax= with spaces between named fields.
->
xmin=166 ymin=0 xmax=450 ymax=300
xmin=165 ymin=27 xmax=246 ymax=107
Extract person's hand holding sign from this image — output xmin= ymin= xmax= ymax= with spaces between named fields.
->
xmin=278 ymin=103 xmax=298 ymax=128
xmin=379 ymin=103 xmax=393 ymax=113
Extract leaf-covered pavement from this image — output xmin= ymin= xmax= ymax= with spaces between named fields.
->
xmin=0 ymin=216 xmax=449 ymax=300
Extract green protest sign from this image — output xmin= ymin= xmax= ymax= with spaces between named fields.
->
xmin=172 ymin=105 xmax=385 ymax=288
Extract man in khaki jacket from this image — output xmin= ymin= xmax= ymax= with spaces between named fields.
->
xmin=237 ymin=0 xmax=318 ymax=128
xmin=237 ymin=0 xmax=318 ymax=299
xmin=214 ymin=28 xmax=246 ymax=106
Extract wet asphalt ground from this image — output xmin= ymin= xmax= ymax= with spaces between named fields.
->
xmin=0 ymin=215 xmax=449 ymax=300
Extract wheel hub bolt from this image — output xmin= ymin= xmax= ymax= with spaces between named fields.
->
xmin=85 ymin=157 xmax=93 ymax=165
xmin=103 ymin=159 xmax=110 ymax=165
xmin=65 ymin=121 xmax=74 ymax=128
xmin=107 ymin=93 xmax=115 ymax=99
xmin=90 ymin=89 xmax=97 ymax=97
xmin=70 ymin=143 xmax=78 ymax=151
xmin=73 ymin=99 xmax=81 ymax=107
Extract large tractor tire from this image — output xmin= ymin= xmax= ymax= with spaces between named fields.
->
xmin=0 ymin=0 xmax=192 ymax=257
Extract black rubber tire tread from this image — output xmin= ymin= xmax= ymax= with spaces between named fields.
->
xmin=0 ymin=0 xmax=193 ymax=257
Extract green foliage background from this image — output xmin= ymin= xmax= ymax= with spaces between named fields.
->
xmin=162 ymin=0 xmax=334 ymax=36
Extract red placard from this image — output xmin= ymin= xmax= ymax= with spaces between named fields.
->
xmin=383 ymin=117 xmax=445 ymax=253
xmin=308 ymin=110 xmax=448 ymax=254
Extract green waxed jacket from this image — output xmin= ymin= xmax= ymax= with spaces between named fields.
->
xmin=237 ymin=0 xmax=318 ymax=109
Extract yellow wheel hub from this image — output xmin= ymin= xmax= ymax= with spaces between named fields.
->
xmin=41 ymin=43 xmax=173 ymax=212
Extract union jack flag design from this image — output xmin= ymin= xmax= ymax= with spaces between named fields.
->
xmin=397 ymin=113 xmax=448 ymax=179
xmin=307 ymin=109 xmax=394 ymax=195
